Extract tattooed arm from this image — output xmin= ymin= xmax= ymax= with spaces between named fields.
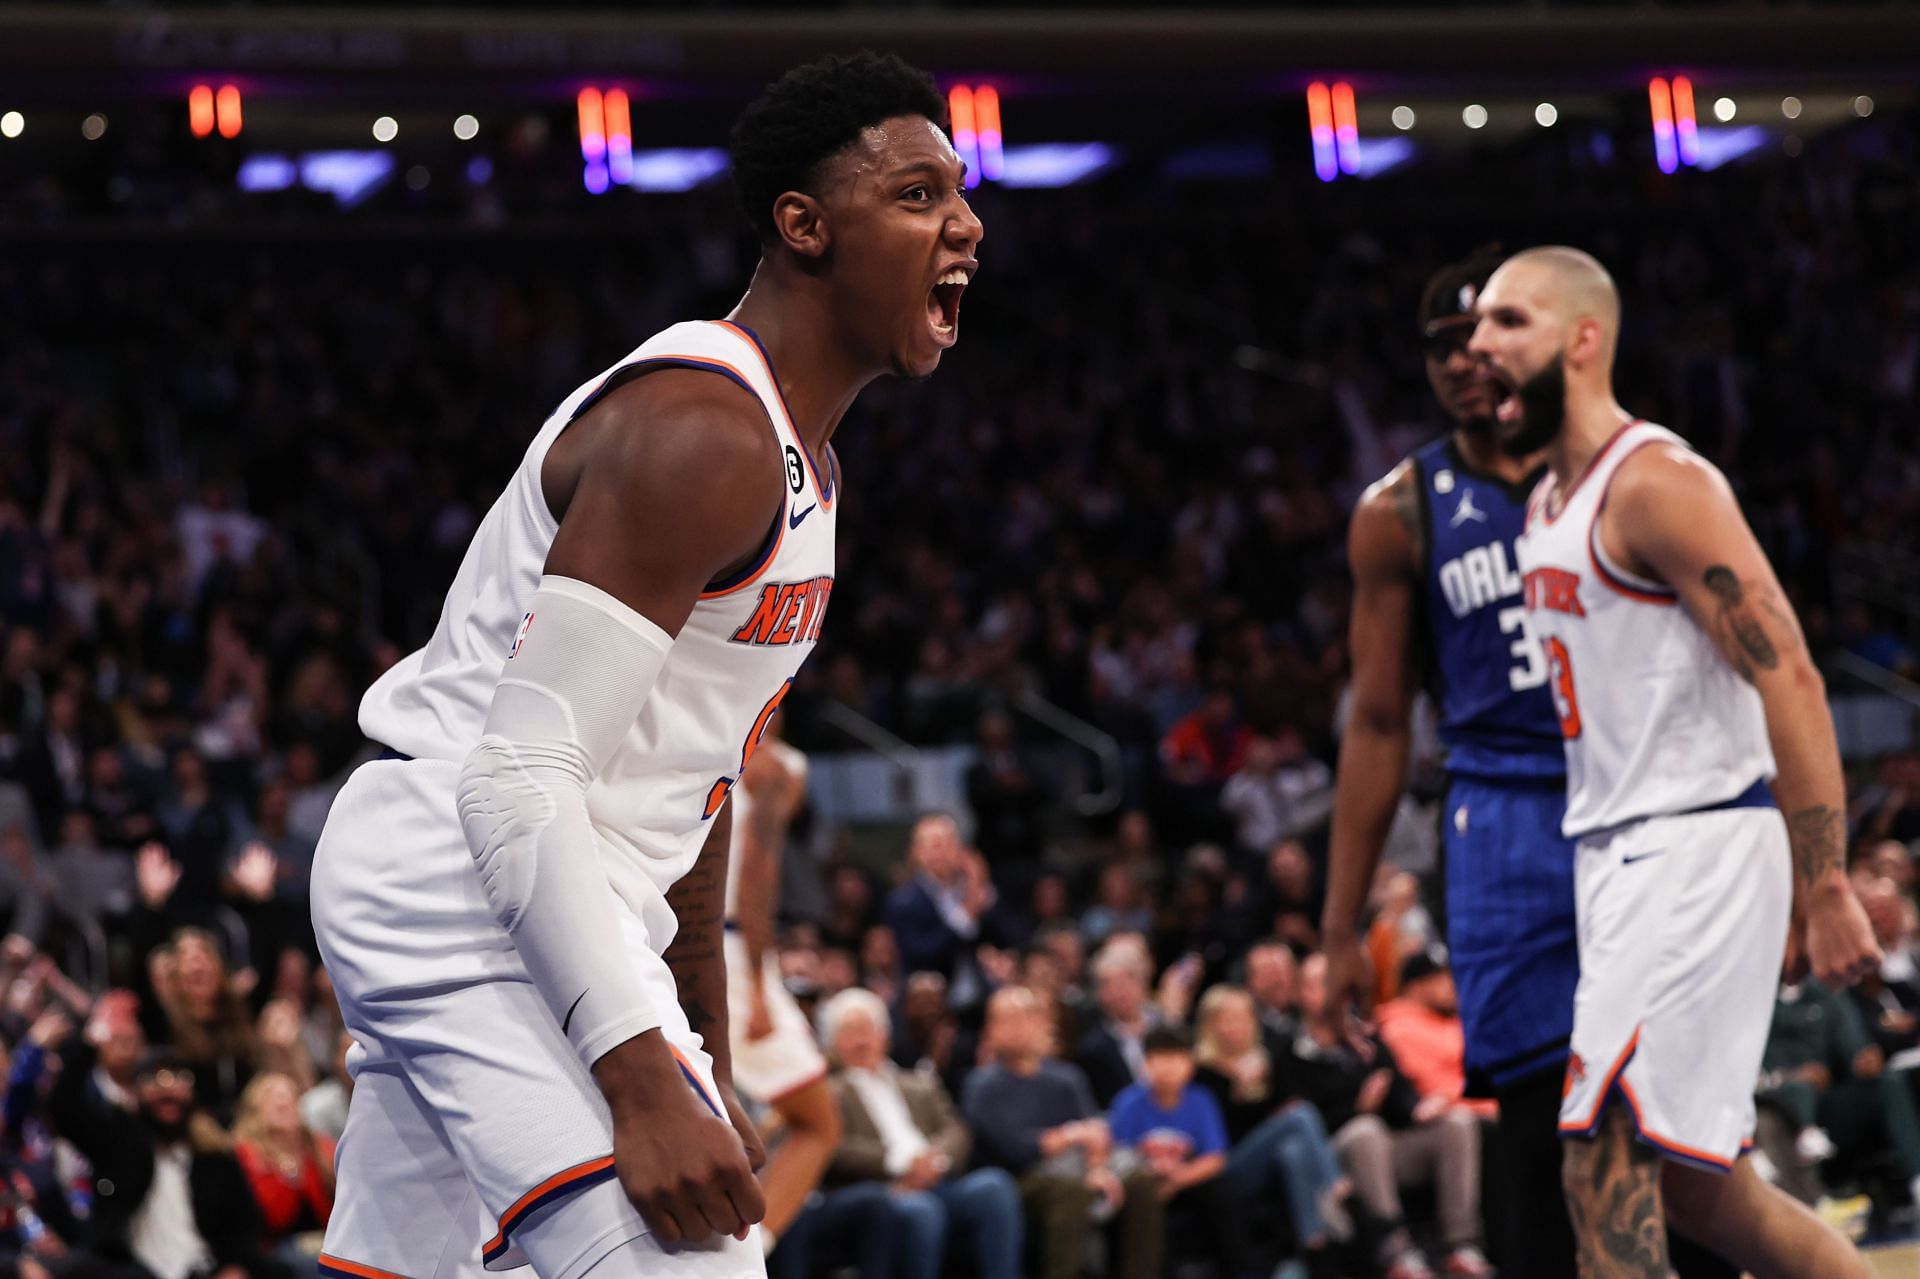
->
xmin=1324 ymin=461 xmax=1424 ymax=1017
xmin=665 ymin=802 xmax=735 ymax=1086
xmin=1605 ymin=444 xmax=1880 ymax=987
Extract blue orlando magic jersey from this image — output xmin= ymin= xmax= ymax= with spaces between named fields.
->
xmin=1412 ymin=435 xmax=1564 ymax=781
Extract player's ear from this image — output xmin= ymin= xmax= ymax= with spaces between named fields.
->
xmin=1568 ymin=316 xmax=1604 ymax=369
xmin=771 ymin=192 xmax=830 ymax=260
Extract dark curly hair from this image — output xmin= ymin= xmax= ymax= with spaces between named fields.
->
xmin=730 ymin=51 xmax=947 ymax=245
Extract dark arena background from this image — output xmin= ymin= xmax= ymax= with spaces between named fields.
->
xmin=1 ymin=3 xmax=1918 ymax=1278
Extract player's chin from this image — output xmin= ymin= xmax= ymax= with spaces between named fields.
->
xmin=893 ymin=334 xmax=951 ymax=379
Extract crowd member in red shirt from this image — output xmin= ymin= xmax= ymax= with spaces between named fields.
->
xmin=1159 ymin=688 xmax=1251 ymax=841
xmin=1376 ymin=951 xmax=1497 ymax=1121
xmin=232 ymin=1072 xmax=334 ymax=1267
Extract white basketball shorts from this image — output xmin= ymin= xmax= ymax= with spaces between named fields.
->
xmin=1558 ymin=803 xmax=1791 ymax=1172
xmin=310 ymin=757 xmax=765 ymax=1279
xmin=723 ymin=931 xmax=827 ymax=1106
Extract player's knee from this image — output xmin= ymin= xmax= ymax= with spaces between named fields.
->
xmin=1659 ymin=1161 xmax=1728 ymax=1245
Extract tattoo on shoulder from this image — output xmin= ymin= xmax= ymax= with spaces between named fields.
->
xmin=1787 ymin=804 xmax=1845 ymax=890
xmin=1701 ymin=564 xmax=1783 ymax=683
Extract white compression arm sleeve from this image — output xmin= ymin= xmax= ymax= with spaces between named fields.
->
xmin=455 ymin=575 xmax=673 ymax=1068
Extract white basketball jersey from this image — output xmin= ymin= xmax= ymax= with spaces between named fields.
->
xmin=360 ymin=319 xmax=837 ymax=946
xmin=1515 ymin=421 xmax=1774 ymax=838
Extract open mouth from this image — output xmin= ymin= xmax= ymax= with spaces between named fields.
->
xmin=927 ymin=268 xmax=968 ymax=343
xmin=1485 ymin=366 xmax=1521 ymax=425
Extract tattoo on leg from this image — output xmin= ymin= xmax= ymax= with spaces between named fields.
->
xmin=1702 ymin=565 xmax=1782 ymax=683
xmin=1786 ymin=803 xmax=1846 ymax=890
xmin=1563 ymin=1107 xmax=1668 ymax=1279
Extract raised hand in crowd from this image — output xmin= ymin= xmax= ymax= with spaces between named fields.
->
xmin=27 ymin=1008 xmax=73 ymax=1049
xmin=136 ymin=841 xmax=182 ymax=910
xmin=229 ymin=842 xmax=281 ymax=904
xmin=1156 ymin=952 xmax=1205 ymax=1026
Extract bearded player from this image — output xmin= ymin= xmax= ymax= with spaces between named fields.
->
xmin=1482 ymin=246 xmax=1877 ymax=1279
xmin=1324 ymin=252 xmax=1738 ymax=1279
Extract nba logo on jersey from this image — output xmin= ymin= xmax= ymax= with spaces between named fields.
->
xmin=508 ymin=612 xmax=535 ymax=660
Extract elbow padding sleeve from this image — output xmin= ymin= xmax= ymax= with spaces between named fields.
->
xmin=455 ymin=575 xmax=673 ymax=1068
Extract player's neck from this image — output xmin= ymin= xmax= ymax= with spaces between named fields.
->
xmin=729 ymin=267 xmax=876 ymax=456
xmin=1547 ymin=395 xmax=1634 ymax=487
xmin=1448 ymin=427 xmax=1541 ymax=485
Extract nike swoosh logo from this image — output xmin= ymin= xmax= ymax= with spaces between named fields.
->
xmin=1620 ymin=849 xmax=1666 ymax=865
xmin=562 ymin=989 xmax=588 ymax=1035
xmin=788 ymin=503 xmax=817 ymax=530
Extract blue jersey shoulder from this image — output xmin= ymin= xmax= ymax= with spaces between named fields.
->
xmin=1411 ymin=435 xmax=1564 ymax=780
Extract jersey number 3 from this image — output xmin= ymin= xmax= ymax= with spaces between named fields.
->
xmin=703 ymin=679 xmax=794 ymax=820
xmin=1543 ymin=636 xmax=1582 ymax=739
xmin=1498 ymin=607 xmax=1550 ymax=693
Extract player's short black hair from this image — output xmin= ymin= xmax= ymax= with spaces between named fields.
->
xmin=1143 ymin=1024 xmax=1194 ymax=1057
xmin=730 ymin=51 xmax=947 ymax=244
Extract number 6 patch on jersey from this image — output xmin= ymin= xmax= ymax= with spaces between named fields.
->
xmin=1544 ymin=636 xmax=1582 ymax=739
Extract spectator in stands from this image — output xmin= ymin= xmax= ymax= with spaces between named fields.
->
xmin=85 ymin=744 xmax=158 ymax=852
xmin=235 ymin=780 xmax=316 ymax=907
xmin=1081 ymin=863 xmax=1153 ymax=947
xmin=1854 ymin=758 xmax=1920 ymax=848
xmin=1009 ymin=870 xmax=1076 ymax=951
xmin=1757 ymin=976 xmax=1920 ymax=1210
xmin=962 ymin=986 xmax=1161 ymax=1279
xmin=0 ymin=823 xmax=54 ymax=945
xmin=1220 ymin=729 xmax=1334 ymax=858
xmin=0 ymin=1012 xmax=97 ymax=1279
xmin=1192 ymin=984 xmax=1351 ymax=1262
xmin=1077 ymin=939 xmax=1162 ymax=1108
xmin=1158 ymin=687 xmax=1249 ymax=841
xmin=1375 ymin=950 xmax=1494 ymax=1120
xmin=154 ymin=750 xmax=233 ymax=911
xmin=883 ymin=816 xmax=992 ymax=996
xmin=1108 ymin=1025 xmax=1246 ymax=1276
xmin=1244 ymin=938 xmax=1301 ymax=1039
xmin=50 ymin=809 xmax=135 ymax=940
xmin=1021 ymin=929 xmax=1091 ymax=1052
xmin=46 ymin=1026 xmax=284 ymax=1279
xmin=1364 ymin=873 xmax=1437 ymax=1008
xmin=139 ymin=916 xmax=257 ymax=1121
xmin=15 ymin=688 xmax=86 ymax=843
xmin=965 ymin=710 xmax=1045 ymax=885
xmin=821 ymin=864 xmax=877 ymax=953
xmin=255 ymin=998 xmax=317 ymax=1096
xmin=818 ymin=988 xmax=1022 ymax=1279
xmin=1863 ymin=874 xmax=1920 ymax=978
xmin=232 ymin=1071 xmax=334 ymax=1276
xmin=858 ymin=924 xmax=903 ymax=1007
xmin=1289 ymin=954 xmax=1490 ymax=1279
xmin=299 ymin=1030 xmax=353 ymax=1144
xmin=1249 ymin=840 xmax=1324 ymax=952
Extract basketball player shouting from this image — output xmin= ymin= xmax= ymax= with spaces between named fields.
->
xmin=1324 ymin=249 xmax=1734 ymax=1279
xmin=310 ymin=53 xmax=981 ymax=1279
xmin=1480 ymin=246 xmax=1878 ymax=1279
